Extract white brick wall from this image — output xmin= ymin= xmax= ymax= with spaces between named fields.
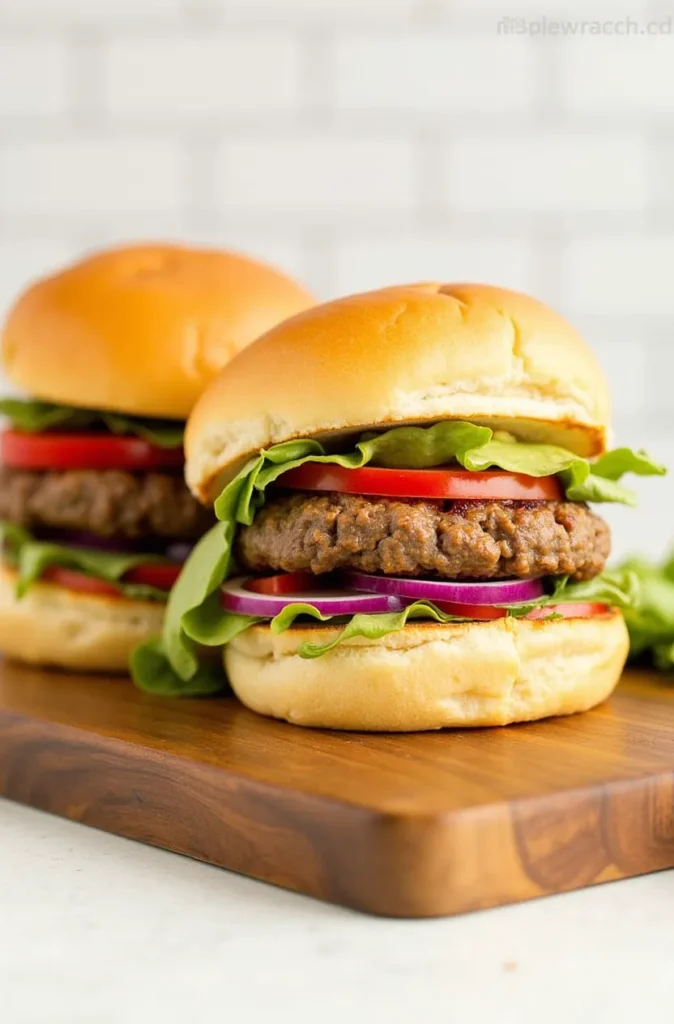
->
xmin=0 ymin=0 xmax=672 ymax=555
xmin=217 ymin=136 xmax=417 ymax=216
xmin=104 ymin=35 xmax=303 ymax=118
xmin=334 ymin=36 xmax=536 ymax=114
xmin=0 ymin=140 xmax=184 ymax=214
xmin=450 ymin=0 xmax=648 ymax=8
xmin=219 ymin=0 xmax=423 ymax=19
xmin=0 ymin=39 xmax=70 ymax=117
xmin=563 ymin=39 xmax=674 ymax=113
xmin=3 ymin=0 xmax=183 ymax=24
xmin=563 ymin=239 xmax=674 ymax=315
xmin=333 ymin=235 xmax=538 ymax=297
xmin=448 ymin=135 xmax=647 ymax=213
xmin=0 ymin=239 xmax=77 ymax=331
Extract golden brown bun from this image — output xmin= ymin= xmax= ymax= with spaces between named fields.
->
xmin=2 ymin=243 xmax=315 ymax=420
xmin=0 ymin=566 xmax=164 ymax=673
xmin=187 ymin=283 xmax=611 ymax=503
xmin=224 ymin=611 xmax=628 ymax=731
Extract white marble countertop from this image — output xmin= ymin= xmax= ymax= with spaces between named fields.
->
xmin=2 ymin=799 xmax=672 ymax=1024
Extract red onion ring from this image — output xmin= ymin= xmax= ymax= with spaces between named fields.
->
xmin=164 ymin=542 xmax=194 ymax=563
xmin=344 ymin=572 xmax=544 ymax=606
xmin=221 ymin=577 xmax=406 ymax=618
xmin=34 ymin=529 xmax=162 ymax=553
xmin=31 ymin=530 xmax=193 ymax=560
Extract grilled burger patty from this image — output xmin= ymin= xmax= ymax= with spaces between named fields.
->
xmin=0 ymin=466 xmax=212 ymax=540
xmin=236 ymin=492 xmax=611 ymax=581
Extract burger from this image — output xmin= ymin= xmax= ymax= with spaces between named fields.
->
xmin=132 ymin=283 xmax=664 ymax=729
xmin=0 ymin=243 xmax=314 ymax=672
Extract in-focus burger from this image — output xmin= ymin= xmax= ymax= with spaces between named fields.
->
xmin=0 ymin=243 xmax=314 ymax=671
xmin=133 ymin=283 xmax=665 ymax=729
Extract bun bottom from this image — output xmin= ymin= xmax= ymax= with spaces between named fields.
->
xmin=225 ymin=611 xmax=629 ymax=731
xmin=0 ymin=566 xmax=164 ymax=673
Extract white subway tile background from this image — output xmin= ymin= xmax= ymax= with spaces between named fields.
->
xmin=0 ymin=0 xmax=672 ymax=556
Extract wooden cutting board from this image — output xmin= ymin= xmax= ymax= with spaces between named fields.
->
xmin=0 ymin=660 xmax=673 ymax=918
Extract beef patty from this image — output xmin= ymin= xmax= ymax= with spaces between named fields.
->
xmin=236 ymin=492 xmax=611 ymax=581
xmin=0 ymin=467 xmax=212 ymax=540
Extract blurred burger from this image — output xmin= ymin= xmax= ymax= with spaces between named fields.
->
xmin=133 ymin=283 xmax=664 ymax=729
xmin=0 ymin=243 xmax=314 ymax=672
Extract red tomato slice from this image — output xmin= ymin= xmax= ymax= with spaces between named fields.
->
xmin=124 ymin=563 xmax=182 ymax=590
xmin=434 ymin=601 xmax=509 ymax=620
xmin=245 ymin=571 xmax=317 ymax=595
xmin=526 ymin=602 xmax=609 ymax=620
xmin=1 ymin=430 xmax=184 ymax=471
xmin=40 ymin=562 xmax=181 ymax=598
xmin=434 ymin=600 xmax=610 ymax=620
xmin=279 ymin=464 xmax=563 ymax=501
xmin=41 ymin=567 xmax=123 ymax=598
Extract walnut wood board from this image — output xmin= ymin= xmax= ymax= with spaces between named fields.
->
xmin=0 ymin=661 xmax=673 ymax=918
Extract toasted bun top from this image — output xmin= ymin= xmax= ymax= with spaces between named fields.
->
xmin=186 ymin=282 xmax=611 ymax=503
xmin=1 ymin=243 xmax=315 ymax=419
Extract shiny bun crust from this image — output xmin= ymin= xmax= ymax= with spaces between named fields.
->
xmin=2 ymin=243 xmax=314 ymax=419
xmin=187 ymin=283 xmax=611 ymax=503
xmin=0 ymin=566 xmax=165 ymax=673
xmin=224 ymin=611 xmax=629 ymax=731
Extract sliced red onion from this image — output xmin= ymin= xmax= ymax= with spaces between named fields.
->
xmin=221 ymin=577 xmax=406 ymax=618
xmin=165 ymin=542 xmax=194 ymax=563
xmin=35 ymin=530 xmax=192 ymax=559
xmin=344 ymin=572 xmax=544 ymax=606
xmin=37 ymin=530 xmax=152 ymax=553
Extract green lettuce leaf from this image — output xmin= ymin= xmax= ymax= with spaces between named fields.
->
xmin=100 ymin=412 xmax=183 ymax=448
xmin=183 ymin=592 xmax=263 ymax=647
xmin=0 ymin=522 xmax=172 ymax=602
xmin=457 ymin=437 xmax=664 ymax=506
xmin=617 ymin=555 xmax=674 ymax=669
xmin=160 ymin=522 xmax=233 ymax=681
xmin=653 ymin=645 xmax=674 ymax=671
xmin=0 ymin=522 xmax=32 ymax=550
xmin=131 ymin=421 xmax=660 ymax=696
xmin=214 ymin=423 xmax=664 ymax=524
xmin=0 ymin=398 xmax=183 ymax=448
xmin=129 ymin=639 xmax=225 ymax=697
xmin=358 ymin=422 xmax=494 ymax=468
xmin=496 ymin=568 xmax=640 ymax=618
xmin=268 ymin=600 xmax=465 ymax=658
xmin=112 ymin=581 xmax=174 ymax=603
